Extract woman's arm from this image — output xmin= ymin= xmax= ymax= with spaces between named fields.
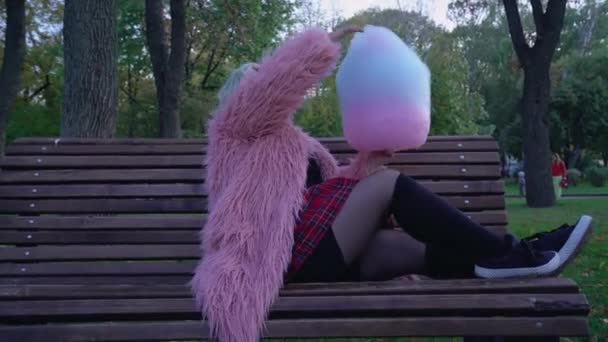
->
xmin=214 ymin=28 xmax=346 ymax=139
xmin=337 ymin=151 xmax=393 ymax=180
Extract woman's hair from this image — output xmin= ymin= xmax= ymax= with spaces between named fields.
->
xmin=216 ymin=63 xmax=258 ymax=111
xmin=553 ymin=153 xmax=561 ymax=161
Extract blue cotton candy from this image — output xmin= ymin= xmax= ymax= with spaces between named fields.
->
xmin=337 ymin=25 xmax=431 ymax=152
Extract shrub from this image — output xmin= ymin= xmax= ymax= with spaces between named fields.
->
xmin=567 ymin=169 xmax=582 ymax=186
xmin=585 ymin=167 xmax=608 ymax=187
xmin=576 ymin=153 xmax=597 ymax=172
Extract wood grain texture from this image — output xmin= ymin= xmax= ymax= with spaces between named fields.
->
xmin=0 ymin=278 xmax=580 ymax=300
xmin=0 ymin=317 xmax=590 ymax=340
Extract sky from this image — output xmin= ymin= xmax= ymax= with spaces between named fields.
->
xmin=319 ymin=0 xmax=452 ymax=28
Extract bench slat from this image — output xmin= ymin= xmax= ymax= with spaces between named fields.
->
xmin=8 ymin=274 xmax=583 ymax=287
xmin=0 ymin=211 xmax=507 ymax=229
xmin=283 ymin=278 xmax=580 ymax=296
xmin=0 ymin=152 xmax=500 ymax=169
xmin=5 ymin=140 xmax=498 ymax=156
xmin=0 ymin=245 xmax=200 ymax=262
xmin=0 ymin=294 xmax=589 ymax=320
xmin=0 ymin=261 xmax=197 ymax=276
xmin=11 ymin=136 xmax=496 ymax=145
xmin=0 ymin=230 xmax=202 ymax=244
xmin=0 ymin=276 xmax=193 ymax=285
xmin=0 ymin=216 xmax=204 ymax=229
xmin=0 ymin=278 xmax=580 ymax=300
xmin=0 ymin=195 xmax=505 ymax=214
xmin=0 ymin=225 xmax=509 ymax=244
xmin=0 ymin=180 xmax=504 ymax=199
xmin=0 ymin=317 xmax=590 ymax=340
xmin=0 ymin=165 xmax=500 ymax=184
xmin=0 ymin=180 xmax=505 ymax=198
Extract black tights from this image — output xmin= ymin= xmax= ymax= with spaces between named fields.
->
xmin=328 ymin=170 xmax=512 ymax=281
xmin=390 ymin=174 xmax=510 ymax=278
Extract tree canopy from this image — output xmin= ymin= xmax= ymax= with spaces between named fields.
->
xmin=0 ymin=0 xmax=606 ymax=170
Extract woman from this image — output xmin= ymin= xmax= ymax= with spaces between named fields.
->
xmin=552 ymin=153 xmax=568 ymax=199
xmin=191 ymin=27 xmax=593 ymax=342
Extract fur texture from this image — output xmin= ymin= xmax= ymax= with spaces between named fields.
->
xmin=191 ymin=27 xmax=387 ymax=342
xmin=191 ymin=28 xmax=341 ymax=342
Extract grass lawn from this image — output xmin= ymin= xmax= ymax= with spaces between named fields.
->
xmin=505 ymin=178 xmax=608 ymax=196
xmin=508 ymin=197 xmax=608 ymax=340
xmin=274 ymin=197 xmax=608 ymax=341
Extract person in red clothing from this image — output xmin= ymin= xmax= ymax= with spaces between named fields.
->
xmin=551 ymin=153 xmax=568 ymax=199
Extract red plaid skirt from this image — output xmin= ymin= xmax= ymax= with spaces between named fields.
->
xmin=287 ymin=177 xmax=358 ymax=277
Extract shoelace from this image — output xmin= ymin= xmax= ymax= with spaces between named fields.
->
xmin=519 ymin=239 xmax=542 ymax=260
xmin=523 ymin=223 xmax=570 ymax=242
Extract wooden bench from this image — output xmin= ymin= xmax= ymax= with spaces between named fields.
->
xmin=0 ymin=136 xmax=590 ymax=341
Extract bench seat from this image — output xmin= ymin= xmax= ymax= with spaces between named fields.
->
xmin=0 ymin=136 xmax=589 ymax=340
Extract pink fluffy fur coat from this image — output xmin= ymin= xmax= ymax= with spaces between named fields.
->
xmin=191 ymin=28 xmax=385 ymax=342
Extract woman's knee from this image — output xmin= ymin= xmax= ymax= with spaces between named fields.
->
xmin=354 ymin=169 xmax=400 ymax=203
xmin=366 ymin=168 xmax=400 ymax=186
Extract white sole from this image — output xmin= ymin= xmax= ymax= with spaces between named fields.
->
xmin=555 ymin=215 xmax=593 ymax=271
xmin=474 ymin=252 xmax=561 ymax=279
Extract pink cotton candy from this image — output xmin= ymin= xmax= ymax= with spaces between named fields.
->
xmin=337 ymin=25 xmax=431 ymax=152
xmin=343 ymin=101 xmax=430 ymax=152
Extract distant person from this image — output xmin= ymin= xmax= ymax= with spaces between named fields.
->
xmin=551 ymin=153 xmax=567 ymax=199
xmin=518 ymin=170 xmax=526 ymax=197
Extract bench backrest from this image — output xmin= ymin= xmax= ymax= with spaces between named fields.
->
xmin=0 ymin=136 xmax=505 ymax=285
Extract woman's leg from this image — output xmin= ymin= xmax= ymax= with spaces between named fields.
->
xmin=332 ymin=170 xmax=561 ymax=279
xmin=358 ymin=229 xmax=427 ymax=280
xmin=389 ymin=174 xmax=510 ymax=259
xmin=331 ymin=169 xmax=400 ymax=264
xmin=331 ymin=169 xmax=508 ymax=279
xmin=553 ymin=176 xmax=562 ymax=199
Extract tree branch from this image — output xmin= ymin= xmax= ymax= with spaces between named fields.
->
xmin=544 ymin=0 xmax=567 ymax=50
xmin=530 ymin=0 xmax=544 ymax=40
xmin=184 ymin=28 xmax=195 ymax=81
xmin=502 ymin=0 xmax=530 ymax=66
xmin=578 ymin=1 xmax=599 ymax=53
xmin=145 ymin=0 xmax=169 ymax=94
xmin=120 ymin=85 xmax=151 ymax=113
xmin=192 ymin=47 xmax=207 ymax=67
xmin=201 ymin=85 xmax=221 ymax=91
xmin=200 ymin=31 xmax=233 ymax=89
xmin=167 ymin=0 xmax=186 ymax=82
xmin=27 ymin=75 xmax=51 ymax=100
xmin=200 ymin=47 xmax=218 ymax=89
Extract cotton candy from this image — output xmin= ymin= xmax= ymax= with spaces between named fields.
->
xmin=336 ymin=25 xmax=431 ymax=152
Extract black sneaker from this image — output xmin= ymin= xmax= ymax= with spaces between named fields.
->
xmin=523 ymin=215 xmax=593 ymax=274
xmin=474 ymin=239 xmax=560 ymax=279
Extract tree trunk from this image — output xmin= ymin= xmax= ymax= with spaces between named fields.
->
xmin=62 ymin=0 xmax=118 ymax=138
xmin=521 ymin=61 xmax=555 ymax=207
xmin=503 ymin=0 xmax=567 ymax=207
xmin=0 ymin=0 xmax=26 ymax=157
xmin=145 ymin=0 xmax=186 ymax=138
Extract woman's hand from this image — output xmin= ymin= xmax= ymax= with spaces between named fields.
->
xmin=370 ymin=150 xmax=395 ymax=159
xmin=337 ymin=149 xmax=396 ymax=180
xmin=366 ymin=150 xmax=396 ymax=168
xmin=329 ymin=25 xmax=363 ymax=42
